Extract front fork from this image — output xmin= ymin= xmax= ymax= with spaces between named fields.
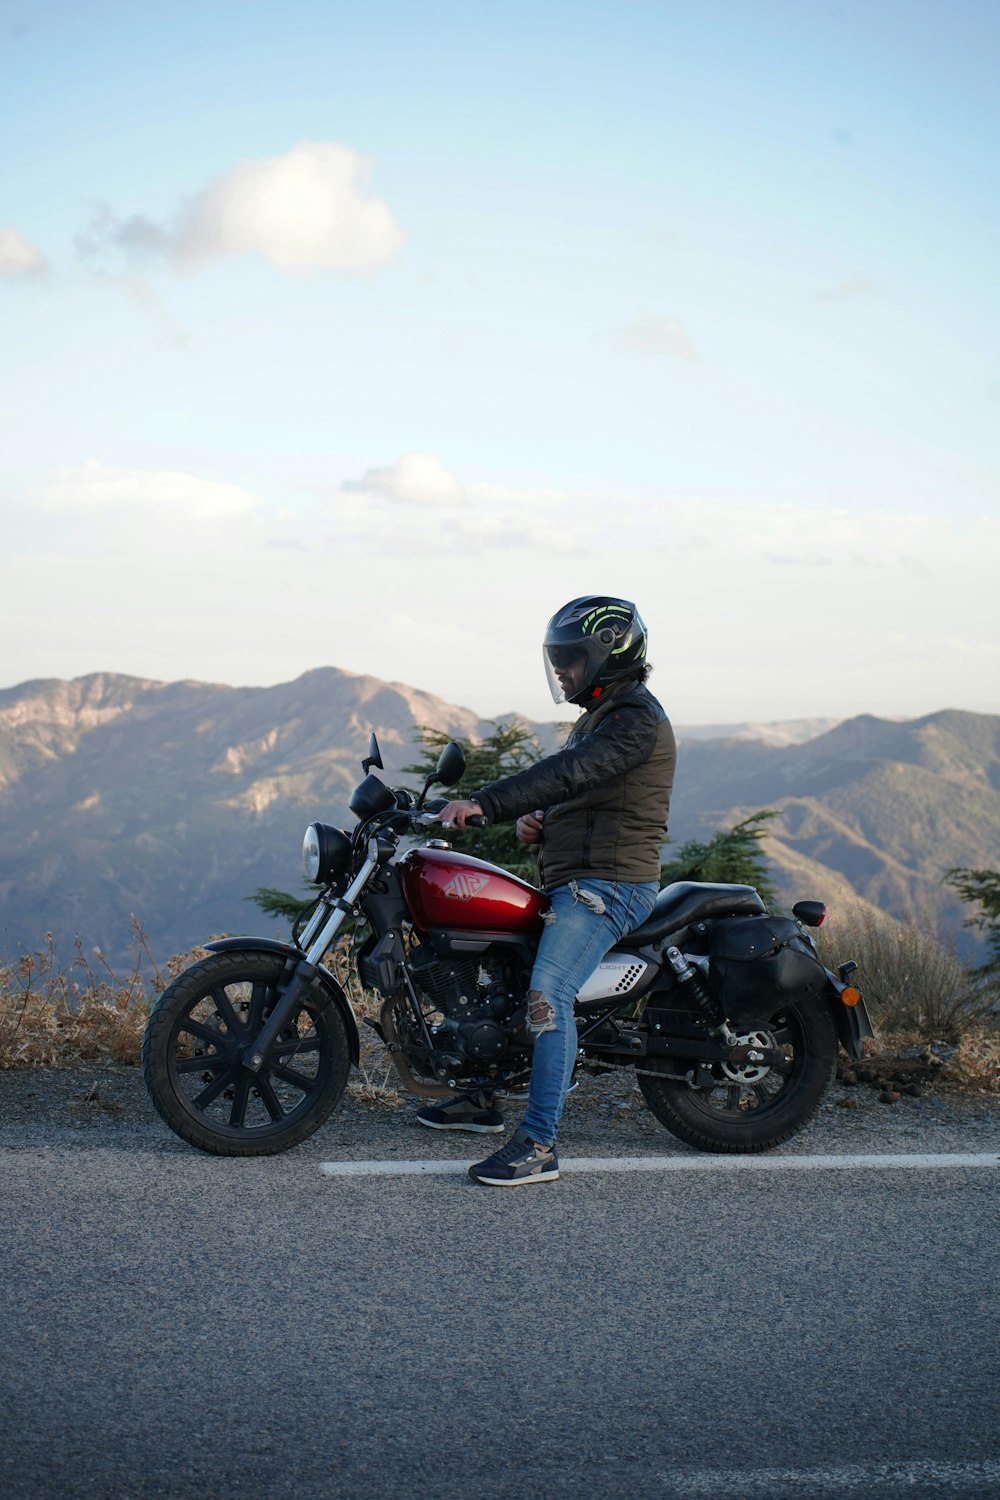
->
xmin=241 ymin=848 xmax=381 ymax=1074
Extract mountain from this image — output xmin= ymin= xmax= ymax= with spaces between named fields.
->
xmin=668 ymin=710 xmax=1000 ymax=958
xmin=0 ymin=669 xmax=500 ymax=966
xmin=675 ymin=717 xmax=841 ymax=746
xmin=0 ymin=671 xmax=996 ymax=967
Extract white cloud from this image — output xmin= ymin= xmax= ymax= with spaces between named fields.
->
xmin=76 ymin=142 xmax=403 ymax=277
xmin=814 ymin=274 xmax=886 ymax=303
xmin=6 ymin=467 xmax=998 ymax=725
xmin=111 ymin=274 xmax=190 ymax=346
xmin=341 ymin=455 xmax=574 ymax=514
xmin=37 ymin=460 xmax=261 ymax=519
xmin=467 ymin=481 xmax=569 ymax=508
xmin=0 ymin=225 xmax=47 ymax=277
xmin=178 ymin=141 xmax=403 ymax=273
xmin=343 ymin=453 xmax=465 ymax=507
xmin=609 ymin=314 xmax=699 ymax=361
xmin=445 ymin=511 xmax=580 ymax=555
xmin=335 ymin=453 xmax=582 ymax=553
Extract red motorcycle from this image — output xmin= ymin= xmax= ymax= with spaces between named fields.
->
xmin=143 ymin=736 xmax=873 ymax=1157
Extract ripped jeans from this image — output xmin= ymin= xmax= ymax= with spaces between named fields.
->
xmin=520 ymin=878 xmax=659 ymax=1147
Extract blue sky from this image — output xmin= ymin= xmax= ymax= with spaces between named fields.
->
xmin=2 ymin=0 xmax=998 ymax=724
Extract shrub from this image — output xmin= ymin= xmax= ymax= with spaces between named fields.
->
xmin=660 ymin=810 xmax=779 ymax=908
xmin=944 ymin=866 xmax=1000 ymax=974
xmin=0 ymin=922 xmax=203 ymax=1070
xmin=819 ymin=903 xmax=998 ymax=1042
xmin=403 ymin=719 xmax=547 ymax=881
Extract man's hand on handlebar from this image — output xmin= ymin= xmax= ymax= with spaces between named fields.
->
xmin=438 ymin=799 xmax=488 ymax=829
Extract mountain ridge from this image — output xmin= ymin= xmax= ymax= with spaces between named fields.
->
xmin=0 ymin=669 xmax=996 ymax=967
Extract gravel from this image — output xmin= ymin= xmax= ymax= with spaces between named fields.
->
xmin=1 ymin=1060 xmax=996 ymax=1158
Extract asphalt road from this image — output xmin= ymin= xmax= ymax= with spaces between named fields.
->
xmin=2 ymin=1071 xmax=999 ymax=1500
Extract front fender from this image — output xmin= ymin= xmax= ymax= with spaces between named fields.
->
xmin=204 ymin=937 xmax=360 ymax=1066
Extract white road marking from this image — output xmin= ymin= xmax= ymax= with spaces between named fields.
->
xmin=319 ymin=1150 xmax=1000 ymax=1178
xmin=662 ymin=1459 xmax=1000 ymax=1496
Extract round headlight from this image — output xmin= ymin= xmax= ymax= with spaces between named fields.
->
xmin=302 ymin=823 xmax=352 ymax=885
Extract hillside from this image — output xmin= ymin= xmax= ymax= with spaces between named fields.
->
xmin=0 ymin=671 xmax=996 ymax=966
xmin=0 ymin=669 xmax=497 ymax=964
xmin=669 ymin=710 xmax=1000 ymax=958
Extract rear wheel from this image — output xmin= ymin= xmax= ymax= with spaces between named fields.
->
xmin=142 ymin=950 xmax=351 ymax=1156
xmin=637 ymin=1000 xmax=837 ymax=1153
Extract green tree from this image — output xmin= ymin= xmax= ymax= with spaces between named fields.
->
xmin=403 ymin=718 xmax=546 ymax=882
xmin=247 ymin=886 xmax=315 ymax=923
xmin=660 ymin=810 xmax=780 ymax=909
xmin=943 ymin=866 xmax=1000 ymax=974
xmin=246 ymin=718 xmax=552 ymax=922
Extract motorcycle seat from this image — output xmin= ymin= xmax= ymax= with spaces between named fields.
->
xmin=615 ymin=880 xmax=766 ymax=948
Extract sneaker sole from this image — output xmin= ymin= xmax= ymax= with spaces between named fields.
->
xmin=416 ymin=1119 xmax=505 ymax=1133
xmin=471 ymin=1168 xmax=560 ymax=1185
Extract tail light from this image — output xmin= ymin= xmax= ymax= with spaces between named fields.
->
xmin=792 ymin=900 xmax=826 ymax=927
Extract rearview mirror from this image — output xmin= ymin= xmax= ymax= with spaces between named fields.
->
xmin=416 ymin=741 xmax=467 ymax=809
xmin=362 ymin=732 xmax=384 ymax=774
xmin=435 ymin=741 xmax=466 ymax=787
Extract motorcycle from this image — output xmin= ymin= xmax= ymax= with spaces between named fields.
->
xmin=142 ymin=734 xmax=874 ymax=1158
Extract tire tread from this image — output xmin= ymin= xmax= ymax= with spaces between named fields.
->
xmin=637 ymin=1001 xmax=838 ymax=1154
xmin=141 ymin=951 xmax=350 ymax=1157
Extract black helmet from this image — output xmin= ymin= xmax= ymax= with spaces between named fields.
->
xmin=543 ymin=596 xmax=649 ymax=706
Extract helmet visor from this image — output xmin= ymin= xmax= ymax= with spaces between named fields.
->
xmin=543 ymin=640 xmax=611 ymax=704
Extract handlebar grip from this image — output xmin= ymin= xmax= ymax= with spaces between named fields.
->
xmin=416 ymin=800 xmax=487 ymax=828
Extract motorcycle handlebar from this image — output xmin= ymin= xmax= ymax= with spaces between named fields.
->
xmin=415 ymin=799 xmax=488 ymax=829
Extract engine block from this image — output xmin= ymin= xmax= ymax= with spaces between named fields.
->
xmin=408 ymin=944 xmax=526 ymax=1066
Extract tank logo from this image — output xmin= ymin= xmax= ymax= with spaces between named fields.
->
xmin=443 ymin=872 xmax=490 ymax=900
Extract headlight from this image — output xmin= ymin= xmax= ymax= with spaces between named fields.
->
xmin=349 ymin=773 xmax=398 ymax=821
xmin=302 ymin=823 xmax=352 ymax=885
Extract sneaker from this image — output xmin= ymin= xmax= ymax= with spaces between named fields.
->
xmin=416 ymin=1094 xmax=505 ymax=1133
xmin=468 ymin=1127 xmax=559 ymax=1186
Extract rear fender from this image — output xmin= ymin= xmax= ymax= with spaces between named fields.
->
xmin=204 ymin=937 xmax=360 ymax=1066
xmin=823 ymin=968 xmax=875 ymax=1062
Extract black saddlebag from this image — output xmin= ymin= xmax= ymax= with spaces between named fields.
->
xmin=709 ymin=915 xmax=828 ymax=1027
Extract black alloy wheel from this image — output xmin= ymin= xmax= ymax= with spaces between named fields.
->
xmin=637 ymin=1000 xmax=838 ymax=1153
xmin=142 ymin=950 xmax=351 ymax=1156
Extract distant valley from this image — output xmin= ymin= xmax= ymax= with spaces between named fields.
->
xmin=1 ymin=669 xmax=997 ymax=968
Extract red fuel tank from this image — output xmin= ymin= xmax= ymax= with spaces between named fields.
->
xmin=399 ymin=847 xmax=547 ymax=933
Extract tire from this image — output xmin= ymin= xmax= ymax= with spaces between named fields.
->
xmin=142 ymin=950 xmax=351 ymax=1157
xmin=637 ymin=1000 xmax=837 ymax=1154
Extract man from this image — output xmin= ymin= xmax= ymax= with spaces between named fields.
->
xmin=417 ymin=595 xmax=676 ymax=1186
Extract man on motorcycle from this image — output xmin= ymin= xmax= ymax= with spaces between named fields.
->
xmin=419 ymin=595 xmax=677 ymax=1185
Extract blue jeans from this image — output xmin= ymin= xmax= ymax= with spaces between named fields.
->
xmin=520 ymin=878 xmax=659 ymax=1147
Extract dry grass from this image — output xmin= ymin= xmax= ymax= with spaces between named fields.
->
xmin=819 ymin=903 xmax=999 ymax=1042
xmin=0 ymin=921 xmax=409 ymax=1102
xmin=946 ymin=1029 xmax=1000 ymax=1095
xmin=0 ymin=920 xmax=206 ymax=1070
xmin=335 ymin=943 xmax=404 ymax=1106
xmin=846 ymin=1023 xmax=999 ymax=1096
xmin=3 ymin=914 xmax=995 ymax=1101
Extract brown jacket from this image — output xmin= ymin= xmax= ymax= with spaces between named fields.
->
xmin=474 ymin=680 xmax=676 ymax=889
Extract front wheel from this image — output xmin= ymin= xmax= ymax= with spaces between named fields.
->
xmin=142 ymin=950 xmax=351 ymax=1156
xmin=637 ymin=1000 xmax=837 ymax=1153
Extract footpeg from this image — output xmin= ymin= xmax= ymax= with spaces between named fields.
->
xmin=362 ymin=1016 xmax=387 ymax=1043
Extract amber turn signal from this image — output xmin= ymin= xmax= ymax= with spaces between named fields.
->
xmin=841 ymin=986 xmax=861 ymax=1006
